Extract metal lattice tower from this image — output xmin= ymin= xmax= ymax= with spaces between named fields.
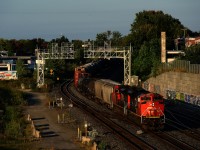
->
xmin=84 ymin=43 xmax=132 ymax=85
xmin=36 ymin=43 xmax=74 ymax=87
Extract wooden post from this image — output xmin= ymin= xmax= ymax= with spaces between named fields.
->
xmin=77 ymin=127 xmax=80 ymax=138
xmin=79 ymin=131 xmax=82 ymax=141
xmin=27 ymin=114 xmax=31 ymax=121
xmin=49 ymin=101 xmax=51 ymax=109
xmin=57 ymin=114 xmax=60 ymax=123
xmin=62 ymin=113 xmax=65 ymax=123
xmin=32 ymin=127 xmax=36 ymax=136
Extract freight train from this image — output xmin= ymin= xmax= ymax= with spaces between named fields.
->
xmin=74 ymin=61 xmax=165 ymax=130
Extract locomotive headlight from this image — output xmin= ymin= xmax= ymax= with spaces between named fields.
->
xmin=152 ymin=103 xmax=154 ymax=106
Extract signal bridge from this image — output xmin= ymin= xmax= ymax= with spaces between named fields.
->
xmin=36 ymin=43 xmax=74 ymax=87
xmin=84 ymin=43 xmax=132 ymax=85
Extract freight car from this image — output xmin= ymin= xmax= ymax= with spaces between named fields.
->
xmin=74 ymin=63 xmax=165 ymax=130
xmin=78 ymin=78 xmax=121 ymax=108
xmin=74 ymin=59 xmax=109 ymax=88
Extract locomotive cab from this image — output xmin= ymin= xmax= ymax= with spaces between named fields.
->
xmin=74 ymin=67 xmax=82 ymax=88
xmin=111 ymin=85 xmax=121 ymax=105
xmin=137 ymin=93 xmax=165 ymax=128
xmin=74 ymin=66 xmax=90 ymax=88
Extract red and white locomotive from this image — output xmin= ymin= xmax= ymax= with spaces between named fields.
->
xmin=74 ymin=62 xmax=165 ymax=130
xmin=119 ymin=85 xmax=165 ymax=129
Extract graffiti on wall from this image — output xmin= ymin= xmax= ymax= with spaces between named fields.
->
xmin=166 ymin=90 xmax=200 ymax=106
xmin=143 ymin=81 xmax=161 ymax=93
xmin=143 ymin=81 xmax=200 ymax=106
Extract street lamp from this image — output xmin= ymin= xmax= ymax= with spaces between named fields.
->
xmin=84 ymin=121 xmax=88 ymax=137
xmin=44 ymin=67 xmax=48 ymax=77
xmin=60 ymin=97 xmax=63 ymax=109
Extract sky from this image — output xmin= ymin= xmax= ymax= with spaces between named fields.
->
xmin=0 ymin=0 xmax=199 ymax=41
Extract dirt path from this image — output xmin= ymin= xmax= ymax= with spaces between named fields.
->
xmin=23 ymin=90 xmax=85 ymax=150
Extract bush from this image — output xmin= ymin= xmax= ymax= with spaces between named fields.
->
xmin=4 ymin=120 xmax=21 ymax=139
xmin=0 ymin=89 xmax=27 ymax=140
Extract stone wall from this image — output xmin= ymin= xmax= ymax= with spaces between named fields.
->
xmin=143 ymin=71 xmax=200 ymax=106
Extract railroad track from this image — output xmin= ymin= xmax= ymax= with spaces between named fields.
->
xmin=155 ymin=131 xmax=197 ymax=150
xmin=166 ymin=108 xmax=200 ymax=127
xmin=166 ymin=109 xmax=200 ymax=140
xmin=119 ymin=110 xmax=198 ymax=150
xmin=109 ymin=99 xmax=200 ymax=150
xmin=59 ymin=81 xmax=199 ymax=150
xmin=60 ymin=80 xmax=155 ymax=150
xmin=164 ymin=118 xmax=200 ymax=147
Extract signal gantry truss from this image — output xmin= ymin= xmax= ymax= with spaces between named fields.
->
xmin=36 ymin=43 xmax=74 ymax=87
xmin=84 ymin=45 xmax=132 ymax=85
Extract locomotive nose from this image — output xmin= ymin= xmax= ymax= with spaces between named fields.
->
xmin=147 ymin=107 xmax=157 ymax=116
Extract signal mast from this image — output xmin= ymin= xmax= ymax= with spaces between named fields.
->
xmin=36 ymin=42 xmax=74 ymax=87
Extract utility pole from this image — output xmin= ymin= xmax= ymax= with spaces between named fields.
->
xmin=181 ymin=28 xmax=187 ymax=49
xmin=181 ymin=28 xmax=187 ymax=39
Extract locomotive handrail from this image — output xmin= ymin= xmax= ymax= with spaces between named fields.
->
xmin=156 ymin=107 xmax=165 ymax=123
xmin=141 ymin=107 xmax=165 ymax=124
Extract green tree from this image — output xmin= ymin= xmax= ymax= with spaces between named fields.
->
xmin=111 ymin=31 xmax=122 ymax=47
xmin=3 ymin=106 xmax=22 ymax=139
xmin=44 ymin=59 xmax=68 ymax=81
xmin=129 ymin=10 xmax=186 ymax=50
xmin=51 ymin=35 xmax=69 ymax=46
xmin=133 ymin=42 xmax=152 ymax=79
xmin=72 ymin=39 xmax=83 ymax=50
xmin=5 ymin=120 xmax=21 ymax=138
xmin=96 ymin=30 xmax=123 ymax=47
xmin=181 ymin=44 xmax=200 ymax=64
xmin=128 ymin=10 xmax=193 ymax=79
xmin=16 ymin=59 xmax=27 ymax=78
xmin=0 ymin=39 xmax=7 ymax=51
xmin=96 ymin=32 xmax=108 ymax=46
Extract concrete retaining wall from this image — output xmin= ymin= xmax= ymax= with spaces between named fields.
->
xmin=143 ymin=71 xmax=200 ymax=106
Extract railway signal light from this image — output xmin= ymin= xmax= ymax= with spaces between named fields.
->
xmin=50 ymin=69 xmax=54 ymax=75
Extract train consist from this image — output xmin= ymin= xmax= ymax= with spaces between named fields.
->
xmin=74 ymin=61 xmax=165 ymax=129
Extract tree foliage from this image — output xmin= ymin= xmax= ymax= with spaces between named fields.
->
xmin=129 ymin=10 xmax=186 ymax=50
xmin=16 ymin=59 xmax=27 ymax=78
xmin=96 ymin=30 xmax=122 ymax=47
xmin=0 ymin=85 xmax=27 ymax=139
xmin=128 ymin=10 xmax=192 ymax=80
xmin=50 ymin=35 xmax=69 ymax=46
xmin=0 ymin=38 xmax=47 ymax=56
xmin=181 ymin=44 xmax=200 ymax=64
xmin=132 ymin=39 xmax=161 ymax=79
xmin=96 ymin=31 xmax=109 ymax=46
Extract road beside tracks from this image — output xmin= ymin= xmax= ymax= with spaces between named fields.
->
xmin=23 ymin=90 xmax=84 ymax=150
